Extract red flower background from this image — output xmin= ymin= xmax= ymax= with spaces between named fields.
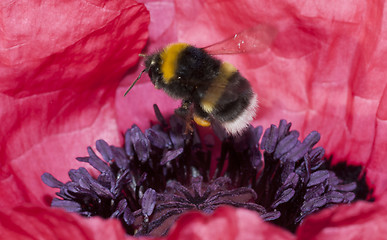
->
xmin=1 ymin=0 xmax=387 ymax=239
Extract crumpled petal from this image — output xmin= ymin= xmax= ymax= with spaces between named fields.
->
xmin=0 ymin=0 xmax=149 ymax=209
xmin=166 ymin=206 xmax=295 ymax=240
xmin=0 ymin=206 xmax=131 ymax=240
xmin=1 ymin=0 xmax=387 ymax=239
xmin=297 ymin=194 xmax=387 ymax=240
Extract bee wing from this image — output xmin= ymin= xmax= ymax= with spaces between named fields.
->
xmin=202 ymin=24 xmax=277 ymax=55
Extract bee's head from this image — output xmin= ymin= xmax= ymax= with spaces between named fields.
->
xmin=144 ymin=53 xmax=163 ymax=89
xmin=123 ymin=53 xmax=163 ymax=96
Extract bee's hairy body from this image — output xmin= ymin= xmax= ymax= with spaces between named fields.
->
xmin=145 ymin=43 xmax=257 ymax=135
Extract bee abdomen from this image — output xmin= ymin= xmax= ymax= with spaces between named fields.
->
xmin=200 ymin=63 xmax=258 ymax=135
xmin=220 ymin=91 xmax=258 ymax=135
xmin=200 ymin=62 xmax=236 ymax=113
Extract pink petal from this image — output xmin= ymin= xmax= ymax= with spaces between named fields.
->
xmin=297 ymin=194 xmax=387 ymax=239
xmin=0 ymin=0 xmax=149 ymax=208
xmin=166 ymin=206 xmax=295 ymax=240
xmin=1 ymin=0 xmax=386 ymax=239
xmin=0 ymin=206 xmax=135 ymax=240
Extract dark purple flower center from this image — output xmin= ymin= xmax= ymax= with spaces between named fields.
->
xmin=42 ymin=104 xmax=372 ymax=236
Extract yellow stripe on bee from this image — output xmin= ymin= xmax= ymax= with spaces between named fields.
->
xmin=193 ymin=115 xmax=211 ymax=127
xmin=200 ymin=62 xmax=237 ymax=113
xmin=160 ymin=43 xmax=190 ymax=83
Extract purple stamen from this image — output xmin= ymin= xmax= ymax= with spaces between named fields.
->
xmin=42 ymin=105 xmax=371 ymax=236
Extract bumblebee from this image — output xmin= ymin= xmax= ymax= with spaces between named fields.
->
xmin=124 ymin=25 xmax=278 ymax=135
xmin=139 ymin=43 xmax=257 ymax=135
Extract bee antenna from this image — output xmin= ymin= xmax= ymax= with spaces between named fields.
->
xmin=123 ymin=68 xmax=147 ymax=96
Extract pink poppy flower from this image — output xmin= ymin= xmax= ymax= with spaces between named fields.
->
xmin=1 ymin=0 xmax=387 ymax=239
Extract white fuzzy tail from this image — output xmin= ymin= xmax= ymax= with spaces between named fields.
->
xmin=222 ymin=93 xmax=258 ymax=135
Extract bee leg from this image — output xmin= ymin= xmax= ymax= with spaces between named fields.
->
xmin=184 ymin=118 xmax=194 ymax=135
xmin=174 ymin=99 xmax=194 ymax=134
xmin=174 ymin=99 xmax=192 ymax=118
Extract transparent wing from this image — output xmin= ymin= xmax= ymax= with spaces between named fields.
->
xmin=202 ymin=24 xmax=277 ymax=55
